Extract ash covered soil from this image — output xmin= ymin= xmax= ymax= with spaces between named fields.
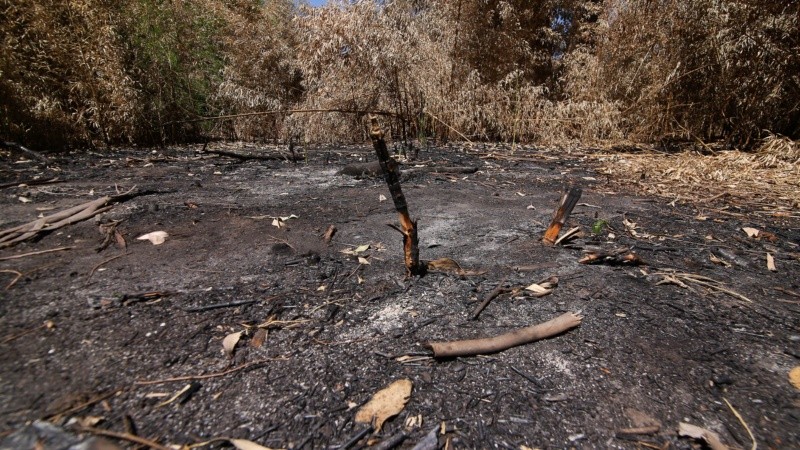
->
xmin=1 ymin=143 xmax=798 ymax=449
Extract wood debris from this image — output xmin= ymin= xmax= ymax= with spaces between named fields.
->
xmin=0 ymin=196 xmax=114 ymax=248
xmin=580 ymin=248 xmax=644 ymax=265
xmin=370 ymin=117 xmax=423 ymax=276
xmin=543 ymin=187 xmax=582 ymax=245
xmin=655 ymin=271 xmax=752 ymax=302
xmin=427 ymin=311 xmax=582 ymax=358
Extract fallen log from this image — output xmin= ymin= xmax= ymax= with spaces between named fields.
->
xmin=427 ymin=311 xmax=582 ymax=358
xmin=338 ymin=161 xmax=383 ymax=178
xmin=0 ymin=177 xmax=62 ymax=190
xmin=403 ymin=166 xmax=478 ymax=175
xmin=1 ymin=141 xmax=48 ymax=163
xmin=0 ymin=196 xmax=113 ymax=248
xmin=543 ymin=187 xmax=582 ymax=245
xmin=0 ymin=189 xmax=155 ymax=249
xmin=369 ymin=117 xmax=423 ymax=276
xmin=204 ymin=148 xmax=302 ymax=162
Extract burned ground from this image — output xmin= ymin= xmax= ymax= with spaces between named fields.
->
xmin=1 ymin=144 xmax=798 ymax=449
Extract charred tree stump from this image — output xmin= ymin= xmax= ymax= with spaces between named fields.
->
xmin=543 ymin=187 xmax=582 ymax=245
xmin=369 ymin=117 xmax=423 ymax=276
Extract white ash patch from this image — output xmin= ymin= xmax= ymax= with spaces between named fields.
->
xmin=369 ymin=302 xmax=411 ymax=334
xmin=542 ymin=350 xmax=575 ymax=377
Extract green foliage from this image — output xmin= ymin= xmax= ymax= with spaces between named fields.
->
xmin=123 ymin=0 xmax=226 ymax=143
xmin=591 ymin=219 xmax=607 ymax=235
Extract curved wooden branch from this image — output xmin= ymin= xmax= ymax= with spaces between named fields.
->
xmin=427 ymin=312 xmax=583 ymax=358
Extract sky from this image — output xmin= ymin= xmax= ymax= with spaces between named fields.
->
xmin=306 ymin=0 xmax=326 ymax=5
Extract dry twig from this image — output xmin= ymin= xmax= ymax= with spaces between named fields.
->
xmin=1 ymin=269 xmax=23 ymax=290
xmin=0 ymin=246 xmax=73 ymax=261
xmin=77 ymin=426 xmax=171 ymax=450
xmin=469 ymin=277 xmax=508 ymax=321
xmin=134 ymin=358 xmax=285 ymax=386
xmin=655 ymin=271 xmax=752 ymax=303
xmin=723 ymin=397 xmax=757 ymax=450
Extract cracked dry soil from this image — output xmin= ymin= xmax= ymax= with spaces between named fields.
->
xmin=0 ymin=143 xmax=799 ymax=449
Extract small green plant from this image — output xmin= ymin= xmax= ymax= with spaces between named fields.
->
xmin=591 ymin=219 xmax=608 ymax=235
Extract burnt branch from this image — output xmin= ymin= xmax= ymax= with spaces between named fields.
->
xmin=369 ymin=117 xmax=423 ymax=276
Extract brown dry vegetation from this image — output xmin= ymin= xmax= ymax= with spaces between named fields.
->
xmin=1 ymin=0 xmax=798 ymax=150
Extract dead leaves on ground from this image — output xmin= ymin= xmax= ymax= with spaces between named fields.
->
xmin=790 ymin=367 xmax=800 ymax=390
xmin=579 ymin=248 xmax=644 ymax=265
xmin=96 ymin=220 xmax=126 ymax=252
xmin=221 ymin=317 xmax=310 ymax=356
xmin=741 ymin=226 xmax=778 ymax=243
xmin=228 ymin=438 xmax=279 ymax=450
xmin=524 ymin=276 xmax=558 ymax=297
xmin=425 ymin=257 xmax=486 ymax=276
xmin=271 ymin=214 xmax=298 ymax=229
xmin=355 ymin=379 xmax=413 ymax=432
xmin=136 ymin=231 xmax=168 ymax=245
xmin=678 ymin=422 xmax=728 ymax=450
xmin=222 ymin=331 xmax=242 ymax=357
xmin=341 ymin=243 xmax=378 ymax=267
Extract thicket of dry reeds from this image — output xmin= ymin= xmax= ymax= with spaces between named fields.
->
xmin=1 ymin=0 xmax=798 ymax=150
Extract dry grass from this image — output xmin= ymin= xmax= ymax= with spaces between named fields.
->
xmin=1 ymin=0 xmax=798 ymax=150
xmin=595 ymin=137 xmax=800 ymax=211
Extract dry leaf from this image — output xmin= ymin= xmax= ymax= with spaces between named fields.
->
xmin=136 ymin=231 xmax=168 ymax=245
xmin=271 ymin=218 xmax=283 ymax=228
xmin=426 ymin=257 xmax=462 ymax=273
xmin=623 ymin=217 xmax=637 ymax=230
xmin=354 ymin=244 xmax=370 ymax=254
xmin=114 ymin=230 xmax=127 ymax=249
xmin=222 ymin=331 xmax=242 ymax=356
xmin=323 ymin=225 xmax=337 ymax=243
xmin=355 ymin=379 xmax=413 ymax=432
xmin=358 ymin=256 xmax=370 ymax=265
xmin=379 ymin=194 xmax=387 ymax=202
xmin=77 ymin=416 xmax=104 ymax=427
xmin=525 ymin=277 xmax=557 ymax=297
xmin=404 ymin=414 xmax=423 ymax=429
xmin=766 ymin=253 xmax=776 ymax=271
xmin=229 ymin=438 xmax=277 ymax=450
xmin=458 ymin=268 xmax=488 ymax=276
xmin=790 ymin=366 xmax=800 ymax=390
xmin=18 ymin=196 xmax=31 ymax=203
xmin=709 ymin=254 xmax=730 ymax=267
xmin=251 ymin=328 xmax=267 ymax=348
xmin=678 ymin=422 xmax=728 ymax=450
xmin=525 ymin=283 xmax=552 ymax=295
xmin=742 ymin=227 xmax=760 ymax=238
xmin=554 ymin=226 xmax=580 ymax=245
